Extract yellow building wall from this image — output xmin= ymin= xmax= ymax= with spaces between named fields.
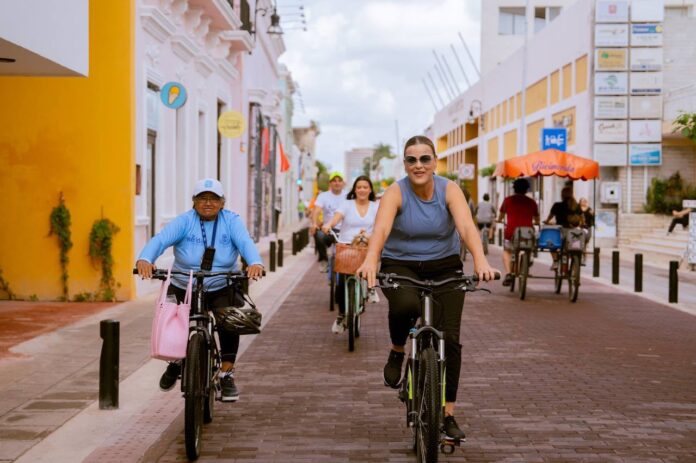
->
xmin=503 ymin=129 xmax=518 ymax=160
xmin=516 ymin=92 xmax=522 ymax=118
xmin=437 ymin=157 xmax=448 ymax=175
xmin=526 ymin=77 xmax=548 ymax=116
xmin=487 ymin=136 xmax=499 ymax=165
xmin=437 ymin=135 xmax=448 ymax=153
xmin=550 ymin=70 xmax=560 ymax=105
xmin=527 ymin=119 xmax=545 ymax=153
xmin=575 ymin=55 xmax=588 ymax=94
xmin=0 ymin=0 xmax=135 ymax=300
xmin=508 ymin=96 xmax=515 ymax=123
xmin=562 ymin=63 xmax=573 ymax=99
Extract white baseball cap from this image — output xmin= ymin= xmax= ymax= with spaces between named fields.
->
xmin=193 ymin=178 xmax=225 ymax=198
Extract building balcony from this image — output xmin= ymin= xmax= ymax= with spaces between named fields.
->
xmin=188 ymin=0 xmax=242 ymax=31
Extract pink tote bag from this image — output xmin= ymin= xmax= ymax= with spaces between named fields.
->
xmin=150 ymin=268 xmax=192 ymax=361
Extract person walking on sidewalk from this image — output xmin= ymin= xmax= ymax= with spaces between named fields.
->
xmin=322 ymin=175 xmax=379 ymax=333
xmin=357 ymin=135 xmax=498 ymax=440
xmin=311 ymin=172 xmax=346 ymax=271
xmin=135 ymin=178 xmax=264 ymax=402
xmin=497 ymin=178 xmax=540 ymax=286
xmin=475 ymin=193 xmax=497 ymax=242
xmin=667 ymin=207 xmax=692 ymax=234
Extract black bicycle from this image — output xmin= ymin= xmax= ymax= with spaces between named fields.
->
xmin=134 ymin=268 xmax=252 ymax=460
xmin=378 ymin=271 xmax=499 ymax=462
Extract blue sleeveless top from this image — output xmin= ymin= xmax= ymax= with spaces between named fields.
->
xmin=382 ymin=175 xmax=461 ymax=261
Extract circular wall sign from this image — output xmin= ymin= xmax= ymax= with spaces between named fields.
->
xmin=160 ymin=82 xmax=187 ymax=109
xmin=217 ymin=111 xmax=246 ymax=138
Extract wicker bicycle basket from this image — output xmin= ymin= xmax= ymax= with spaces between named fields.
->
xmin=334 ymin=243 xmax=368 ymax=275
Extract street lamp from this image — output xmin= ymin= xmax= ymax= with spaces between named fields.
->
xmin=250 ymin=3 xmax=283 ymax=40
xmin=468 ymin=99 xmax=485 ymax=131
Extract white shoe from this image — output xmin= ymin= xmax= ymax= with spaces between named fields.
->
xmin=368 ymin=288 xmax=380 ymax=303
xmin=331 ymin=317 xmax=345 ymax=334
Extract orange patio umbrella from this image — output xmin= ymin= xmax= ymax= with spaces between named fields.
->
xmin=492 ymin=148 xmax=599 ymax=181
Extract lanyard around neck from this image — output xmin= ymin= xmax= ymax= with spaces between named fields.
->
xmin=199 ymin=215 xmax=219 ymax=248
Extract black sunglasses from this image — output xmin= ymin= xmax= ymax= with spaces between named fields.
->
xmin=404 ymin=155 xmax=434 ymax=166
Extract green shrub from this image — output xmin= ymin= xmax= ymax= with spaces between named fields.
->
xmin=645 ymin=172 xmax=695 ymax=214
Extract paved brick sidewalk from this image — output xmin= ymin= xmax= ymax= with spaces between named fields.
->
xmin=150 ymin=252 xmax=696 ymax=462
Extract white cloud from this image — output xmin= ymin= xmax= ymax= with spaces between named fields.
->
xmin=280 ymin=0 xmax=481 ymax=171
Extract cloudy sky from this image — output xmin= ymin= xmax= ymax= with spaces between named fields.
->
xmin=279 ymin=0 xmax=482 ymax=172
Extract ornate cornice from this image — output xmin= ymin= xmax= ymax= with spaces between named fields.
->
xmin=140 ymin=5 xmax=177 ymax=43
xmin=221 ymin=30 xmax=253 ymax=53
xmin=195 ymin=55 xmax=216 ymax=78
xmin=171 ymin=34 xmax=200 ymax=62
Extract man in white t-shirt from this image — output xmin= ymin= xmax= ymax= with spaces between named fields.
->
xmin=310 ymin=171 xmax=346 ymax=264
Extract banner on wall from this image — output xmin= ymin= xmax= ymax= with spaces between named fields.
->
xmin=595 ymin=72 xmax=628 ymax=95
xmin=630 ymin=72 xmax=663 ymax=94
xmin=594 ymin=96 xmax=628 ymax=119
xmin=630 ymin=96 xmax=662 ymax=118
xmin=595 ymin=0 xmax=629 ymax=22
xmin=596 ymin=48 xmax=628 ymax=71
xmin=630 ymin=48 xmax=663 ymax=71
xmin=629 ymin=143 xmax=662 ymax=166
xmin=631 ymin=24 xmax=663 ymax=46
xmin=629 ymin=120 xmax=662 ymax=143
xmin=595 ymin=24 xmax=629 ymax=47
xmin=594 ymin=120 xmax=628 ymax=142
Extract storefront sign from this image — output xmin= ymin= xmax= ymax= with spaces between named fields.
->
xmin=629 ymin=96 xmax=662 ymax=119
xmin=594 ymin=143 xmax=627 ymax=166
xmin=458 ymin=163 xmax=475 ymax=180
xmin=595 ymin=0 xmax=629 ymax=22
xmin=631 ymin=24 xmax=663 ymax=46
xmin=160 ymin=82 xmax=187 ymax=109
xmin=595 ymin=24 xmax=629 ymax=47
xmin=595 ymin=72 xmax=628 ymax=95
xmin=630 ymin=72 xmax=662 ymax=95
xmin=629 ymin=143 xmax=662 ymax=165
xmin=217 ymin=111 xmax=246 ymax=138
xmin=596 ymin=48 xmax=628 ymax=71
xmin=629 ymin=120 xmax=662 ymax=143
xmin=630 ymin=48 xmax=663 ymax=71
xmin=594 ymin=120 xmax=628 ymax=142
xmin=541 ymin=128 xmax=567 ymax=151
xmin=631 ymin=0 xmax=665 ymax=22
xmin=594 ymin=96 xmax=628 ymax=119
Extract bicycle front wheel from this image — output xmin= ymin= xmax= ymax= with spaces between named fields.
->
xmin=347 ymin=278 xmax=356 ymax=352
xmin=203 ymin=345 xmax=216 ymax=424
xmin=415 ymin=346 xmax=440 ymax=463
xmin=184 ymin=332 xmax=206 ymax=461
xmin=329 ymin=269 xmax=336 ymax=311
xmin=569 ymin=254 xmax=581 ymax=303
xmin=519 ymin=251 xmax=529 ymax=301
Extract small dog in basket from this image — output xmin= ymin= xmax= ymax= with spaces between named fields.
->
xmin=350 ymin=230 xmax=369 ymax=247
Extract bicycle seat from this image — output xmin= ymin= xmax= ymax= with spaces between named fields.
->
xmin=537 ymin=226 xmax=562 ymax=251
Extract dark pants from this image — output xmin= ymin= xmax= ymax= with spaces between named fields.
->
xmin=314 ymin=229 xmax=336 ymax=262
xmin=335 ymin=273 xmax=346 ymax=315
xmin=168 ymin=284 xmax=241 ymax=363
xmin=380 ymin=254 xmax=465 ymax=402
xmin=668 ymin=215 xmax=689 ymax=233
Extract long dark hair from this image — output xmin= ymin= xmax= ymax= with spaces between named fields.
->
xmin=403 ymin=135 xmax=436 ymax=156
xmin=346 ymin=175 xmax=376 ymax=201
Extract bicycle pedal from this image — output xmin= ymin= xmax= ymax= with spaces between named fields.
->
xmin=441 ymin=435 xmax=463 ymax=446
xmin=439 ymin=435 xmax=461 ymax=455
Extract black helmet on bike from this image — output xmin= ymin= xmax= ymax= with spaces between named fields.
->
xmin=215 ymin=305 xmax=262 ymax=335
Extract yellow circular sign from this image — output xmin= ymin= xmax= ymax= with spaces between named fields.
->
xmin=217 ymin=111 xmax=246 ymax=139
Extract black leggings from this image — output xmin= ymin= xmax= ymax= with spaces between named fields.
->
xmin=168 ymin=284 xmax=241 ymax=363
xmin=380 ymin=254 xmax=465 ymax=403
xmin=668 ymin=215 xmax=689 ymax=233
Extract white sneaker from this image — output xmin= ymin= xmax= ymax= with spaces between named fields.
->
xmin=368 ymin=288 xmax=380 ymax=303
xmin=331 ymin=317 xmax=345 ymax=334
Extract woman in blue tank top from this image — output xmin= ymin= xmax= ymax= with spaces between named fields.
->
xmin=357 ymin=135 xmax=498 ymax=440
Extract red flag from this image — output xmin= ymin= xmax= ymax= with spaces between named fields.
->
xmin=261 ymin=127 xmax=270 ymax=167
xmin=278 ymin=139 xmax=290 ymax=172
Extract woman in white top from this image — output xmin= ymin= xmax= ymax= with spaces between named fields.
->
xmin=322 ymin=175 xmax=379 ymax=333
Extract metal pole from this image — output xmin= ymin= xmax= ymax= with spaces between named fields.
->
xmin=292 ymin=232 xmax=297 ymax=255
xmin=433 ymin=51 xmax=457 ymax=99
xmin=593 ymin=247 xmax=600 ymax=277
xmin=278 ymin=239 xmax=284 ymax=267
xmin=612 ymin=250 xmax=620 ymax=284
xmin=441 ymin=54 xmax=462 ymax=94
xmin=422 ymin=78 xmax=439 ymax=112
xmin=433 ymin=63 xmax=454 ymax=101
xmin=99 ymin=320 xmax=119 ymax=410
xmin=518 ymin=0 xmax=530 ymax=155
xmin=634 ymin=253 xmax=643 ymax=292
xmin=427 ymin=71 xmax=446 ymax=107
xmin=450 ymin=43 xmax=471 ymax=87
xmin=458 ymin=32 xmax=481 ymax=77
xmin=669 ymin=260 xmax=678 ymax=303
xmin=269 ymin=241 xmax=276 ymax=272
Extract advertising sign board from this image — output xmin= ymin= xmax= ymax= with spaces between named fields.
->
xmin=595 ymin=24 xmax=629 ymax=47
xmin=541 ymin=128 xmax=567 ymax=151
xmin=594 ymin=120 xmax=628 ymax=142
xmin=595 ymin=72 xmax=628 ymax=95
xmin=630 ymin=72 xmax=662 ymax=95
xmin=630 ymin=48 xmax=663 ymax=71
xmin=596 ymin=0 xmax=629 ymax=22
xmin=594 ymin=144 xmax=627 ymax=166
xmin=629 ymin=96 xmax=662 ymax=119
xmin=594 ymin=96 xmax=628 ymax=119
xmin=629 ymin=143 xmax=662 ymax=166
xmin=596 ymin=49 xmax=628 ymax=71
xmin=629 ymin=120 xmax=662 ymax=143
xmin=631 ymin=0 xmax=665 ymax=22
xmin=631 ymin=23 xmax=663 ymax=46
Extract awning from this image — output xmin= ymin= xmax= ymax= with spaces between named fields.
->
xmin=492 ymin=149 xmax=600 ymax=180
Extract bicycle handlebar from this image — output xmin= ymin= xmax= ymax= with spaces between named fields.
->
xmin=377 ymin=271 xmax=501 ymax=289
xmin=132 ymin=268 xmax=258 ymax=280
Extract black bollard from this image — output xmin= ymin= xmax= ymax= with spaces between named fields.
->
xmin=99 ymin=319 xmax=119 ymax=410
xmin=612 ymin=250 xmax=619 ymax=284
xmin=593 ymin=247 xmax=600 ymax=278
xmin=498 ymin=228 xmax=503 ymax=246
xmin=269 ymin=241 xmax=276 ymax=272
xmin=292 ymin=232 xmax=297 ymax=255
xmin=669 ymin=261 xmax=678 ymax=303
xmin=278 ymin=240 xmax=284 ymax=267
xmin=634 ymin=253 xmax=643 ymax=293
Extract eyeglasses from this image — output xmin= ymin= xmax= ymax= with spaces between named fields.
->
xmin=195 ymin=196 xmax=222 ymax=204
xmin=404 ymin=155 xmax=434 ymax=166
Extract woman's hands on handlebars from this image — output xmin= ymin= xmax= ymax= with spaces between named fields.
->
xmin=357 ymin=257 xmax=379 ymax=289
xmin=136 ymin=259 xmax=156 ymax=279
xmin=246 ymin=264 xmax=264 ymax=280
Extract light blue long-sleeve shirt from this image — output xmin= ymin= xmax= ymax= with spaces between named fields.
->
xmin=138 ymin=209 xmax=262 ymax=291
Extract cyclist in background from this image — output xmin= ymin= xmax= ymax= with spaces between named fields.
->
xmin=357 ymin=135 xmax=498 ymax=440
xmin=321 ymin=175 xmax=378 ymax=333
xmin=544 ymin=186 xmax=583 ymax=270
xmin=136 ymin=178 xmax=264 ymax=402
xmin=311 ymin=172 xmax=346 ymax=271
xmin=497 ymin=178 xmax=540 ymax=286
xmin=475 ymin=193 xmax=496 ymax=243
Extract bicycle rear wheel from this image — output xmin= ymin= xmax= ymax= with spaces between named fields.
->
xmin=569 ymin=254 xmax=581 ymax=303
xmin=347 ymin=278 xmax=356 ymax=352
xmin=519 ymin=251 xmax=529 ymax=300
xmin=329 ymin=268 xmax=335 ymax=311
xmin=415 ymin=346 xmax=440 ymax=463
xmin=184 ymin=332 xmax=206 ymax=460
